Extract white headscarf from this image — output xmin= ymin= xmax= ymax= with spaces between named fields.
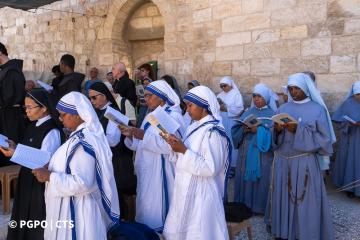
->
xmin=220 ymin=76 xmax=241 ymax=95
xmin=145 ymin=80 xmax=182 ymax=114
xmin=184 ymin=85 xmax=222 ymax=122
xmin=56 ymin=91 xmax=120 ymax=228
xmin=252 ymin=83 xmax=279 ymax=111
xmin=345 ymin=80 xmax=360 ymax=99
xmin=288 ymin=73 xmax=336 ymax=143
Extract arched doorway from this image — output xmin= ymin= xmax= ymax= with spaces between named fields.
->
xmin=97 ymin=0 xmax=169 ymax=79
xmin=126 ymin=2 xmax=164 ymax=79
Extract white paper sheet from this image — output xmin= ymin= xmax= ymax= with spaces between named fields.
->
xmin=36 ymin=80 xmax=53 ymax=92
xmin=10 ymin=144 xmax=51 ymax=169
xmin=147 ymin=106 xmax=180 ymax=134
xmin=104 ymin=106 xmax=130 ymax=126
xmin=0 ymin=134 xmax=9 ymax=148
xmin=343 ymin=115 xmax=356 ymax=124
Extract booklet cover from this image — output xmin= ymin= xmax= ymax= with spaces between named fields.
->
xmin=147 ymin=106 xmax=180 ymax=135
xmin=10 ymin=144 xmax=51 ymax=169
xmin=271 ymin=113 xmax=297 ymax=125
xmin=104 ymin=106 xmax=130 ymax=126
xmin=236 ymin=114 xmax=261 ymax=128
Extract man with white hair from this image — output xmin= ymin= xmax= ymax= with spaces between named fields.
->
xmin=112 ymin=62 xmax=137 ymax=107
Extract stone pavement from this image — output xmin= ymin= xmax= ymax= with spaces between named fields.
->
xmin=0 ymin=179 xmax=359 ymax=240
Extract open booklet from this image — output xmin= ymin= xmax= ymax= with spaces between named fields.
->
xmin=271 ymin=113 xmax=297 ymax=125
xmin=104 ymin=106 xmax=130 ymax=126
xmin=36 ymin=80 xmax=53 ymax=92
xmin=236 ymin=114 xmax=261 ymax=128
xmin=0 ymin=134 xmax=9 ymax=148
xmin=10 ymin=144 xmax=51 ymax=169
xmin=146 ymin=106 xmax=180 ymax=137
xmin=343 ymin=115 xmax=357 ymax=124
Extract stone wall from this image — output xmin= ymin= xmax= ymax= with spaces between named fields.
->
xmin=1 ymin=0 xmax=360 ymax=109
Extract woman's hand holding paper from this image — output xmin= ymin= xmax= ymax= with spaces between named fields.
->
xmin=166 ymin=134 xmax=187 ymax=154
xmin=0 ymin=139 xmax=16 ymax=157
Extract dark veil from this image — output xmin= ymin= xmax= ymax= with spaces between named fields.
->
xmin=26 ymin=88 xmax=63 ymax=129
xmin=89 ymin=81 xmax=120 ymax=111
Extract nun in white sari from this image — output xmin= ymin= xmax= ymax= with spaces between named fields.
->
xmin=33 ymin=92 xmax=120 ymax=240
xmin=217 ymin=76 xmax=244 ymax=167
xmin=163 ymin=86 xmax=230 ymax=240
xmin=123 ymin=80 xmax=185 ymax=232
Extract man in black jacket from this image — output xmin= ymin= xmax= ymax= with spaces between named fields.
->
xmin=51 ymin=54 xmax=85 ymax=105
xmin=112 ymin=62 xmax=137 ymax=107
xmin=0 ymin=42 xmax=26 ymax=166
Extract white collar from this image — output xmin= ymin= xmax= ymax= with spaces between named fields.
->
xmin=36 ymin=115 xmax=51 ymax=127
xmin=100 ymin=102 xmax=111 ymax=110
xmin=256 ymin=105 xmax=268 ymax=110
xmin=293 ymin=97 xmax=311 ymax=104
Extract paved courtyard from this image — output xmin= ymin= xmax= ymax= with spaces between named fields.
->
xmin=0 ymin=178 xmax=358 ymax=240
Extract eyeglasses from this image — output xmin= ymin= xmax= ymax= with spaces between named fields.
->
xmin=220 ymin=84 xmax=228 ymax=89
xmin=88 ymin=94 xmax=102 ymax=100
xmin=23 ymin=105 xmax=41 ymax=110
xmin=144 ymin=93 xmax=154 ymax=99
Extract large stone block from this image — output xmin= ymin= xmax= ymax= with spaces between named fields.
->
xmin=213 ymin=2 xmax=242 ymax=19
xmin=215 ymin=45 xmax=243 ymax=61
xmin=252 ymin=29 xmax=280 ymax=43
xmin=244 ymin=43 xmax=271 ymax=59
xmin=165 ymin=44 xmax=185 ymax=60
xmin=130 ymin=17 xmax=153 ymax=29
xmin=280 ymin=25 xmax=308 ymax=39
xmin=191 ymin=0 xmax=210 ymax=10
xmin=232 ymin=60 xmax=251 ymax=75
xmin=330 ymin=55 xmax=357 ymax=73
xmin=86 ymin=29 xmax=96 ymax=42
xmin=177 ymin=59 xmax=193 ymax=74
xmin=203 ymin=52 xmax=216 ymax=62
xmin=147 ymin=6 xmax=159 ymax=17
xmin=243 ymin=0 xmax=263 ymax=14
xmin=328 ymin=0 xmax=360 ymax=18
xmin=98 ymin=53 xmax=114 ymax=66
xmin=212 ymin=61 xmax=232 ymax=76
xmin=332 ymin=35 xmax=360 ymax=55
xmin=193 ymin=8 xmax=212 ymax=23
xmin=271 ymin=4 xmax=327 ymax=27
xmin=280 ymin=56 xmax=329 ymax=74
xmin=317 ymin=73 xmax=360 ymax=93
xmin=271 ymin=40 xmax=300 ymax=58
xmin=301 ymin=38 xmax=331 ymax=56
xmin=216 ymin=32 xmax=251 ymax=47
xmin=222 ymin=13 xmax=270 ymax=33
xmin=344 ymin=19 xmax=360 ymax=34
xmin=263 ymin=0 xmax=296 ymax=10
xmin=251 ymin=58 xmax=280 ymax=75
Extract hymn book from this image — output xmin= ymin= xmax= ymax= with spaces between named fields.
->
xmin=271 ymin=113 xmax=297 ymax=125
xmin=236 ymin=114 xmax=261 ymax=128
xmin=10 ymin=144 xmax=51 ymax=169
xmin=0 ymin=134 xmax=9 ymax=148
xmin=147 ymin=106 xmax=180 ymax=135
xmin=104 ymin=106 xmax=130 ymax=126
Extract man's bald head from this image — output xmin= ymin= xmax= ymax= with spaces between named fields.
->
xmin=112 ymin=62 xmax=127 ymax=79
